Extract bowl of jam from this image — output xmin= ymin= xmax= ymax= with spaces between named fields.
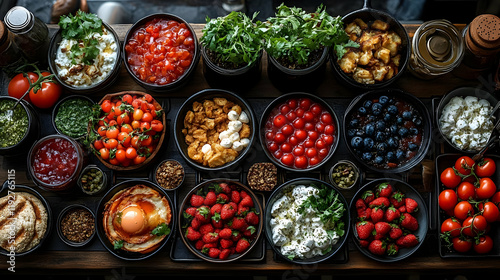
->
xmin=343 ymin=89 xmax=431 ymax=173
xmin=27 ymin=134 xmax=86 ymax=192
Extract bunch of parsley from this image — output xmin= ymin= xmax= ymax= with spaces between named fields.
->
xmin=200 ymin=11 xmax=264 ymax=68
xmin=262 ymin=4 xmax=357 ymax=67
xmin=58 ymin=11 xmax=103 ymax=65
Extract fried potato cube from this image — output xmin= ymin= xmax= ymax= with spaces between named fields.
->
xmin=391 ymin=54 xmax=401 ymax=67
xmin=345 ymin=22 xmax=362 ymax=36
xmin=339 ymin=51 xmax=360 ymax=74
xmin=214 ymin=98 xmax=228 ymax=107
xmin=184 ymin=111 xmax=194 ymax=127
xmin=385 ymin=65 xmax=395 ymax=80
xmin=193 ymin=129 xmax=207 ymax=142
xmin=360 ymin=34 xmax=382 ymax=52
xmin=359 ymin=50 xmax=373 ymax=66
xmin=353 ymin=68 xmax=374 ymax=84
xmin=354 ymin=18 xmax=368 ymax=29
xmin=231 ymin=105 xmax=242 ymax=115
xmin=372 ymin=20 xmax=389 ymax=31
xmin=375 ymin=47 xmax=391 ymax=64
xmin=239 ymin=123 xmax=251 ymax=139
xmin=372 ymin=65 xmax=389 ymax=82
xmin=382 ymin=31 xmax=402 ymax=56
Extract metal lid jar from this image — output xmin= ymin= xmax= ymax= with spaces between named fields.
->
xmin=409 ymin=19 xmax=464 ymax=79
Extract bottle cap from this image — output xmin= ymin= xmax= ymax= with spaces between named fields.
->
xmin=467 ymin=14 xmax=500 ymax=55
xmin=427 ymin=33 xmax=451 ymax=61
xmin=4 ymin=6 xmax=33 ymax=33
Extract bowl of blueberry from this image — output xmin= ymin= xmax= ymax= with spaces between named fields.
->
xmin=343 ymin=89 xmax=431 ymax=173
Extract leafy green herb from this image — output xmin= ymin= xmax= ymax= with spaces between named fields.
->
xmin=152 ymin=223 xmax=171 ymax=236
xmin=287 ymin=254 xmax=295 ymax=260
xmin=200 ymin=11 xmax=264 ymax=68
xmin=261 ymin=4 xmax=356 ymax=66
xmin=58 ymin=11 xmax=103 ymax=65
xmin=113 ymin=240 xmax=124 ymax=250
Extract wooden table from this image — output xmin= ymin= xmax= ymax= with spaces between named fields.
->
xmin=1 ymin=23 xmax=499 ymax=277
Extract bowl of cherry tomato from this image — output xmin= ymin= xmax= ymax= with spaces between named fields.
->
xmin=259 ymin=92 xmax=340 ymax=172
xmin=123 ymin=13 xmax=200 ymax=92
xmin=89 ymin=91 xmax=166 ymax=171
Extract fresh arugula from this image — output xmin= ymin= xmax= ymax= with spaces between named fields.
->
xmin=262 ymin=4 xmax=356 ymax=67
xmin=113 ymin=240 xmax=124 ymax=250
xmin=200 ymin=11 xmax=264 ymax=68
xmin=152 ymin=223 xmax=171 ymax=236
xmin=58 ymin=11 xmax=103 ymax=65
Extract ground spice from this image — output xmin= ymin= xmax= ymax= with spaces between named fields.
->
xmin=60 ymin=208 xmax=95 ymax=243
xmin=155 ymin=160 xmax=184 ymax=189
xmin=247 ymin=162 xmax=278 ymax=191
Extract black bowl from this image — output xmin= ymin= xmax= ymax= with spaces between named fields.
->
xmin=173 ymin=88 xmax=256 ymax=172
xmin=343 ymin=88 xmax=431 ymax=174
xmin=330 ymin=0 xmax=410 ymax=91
xmin=436 ymin=87 xmax=499 ymax=153
xmin=95 ymin=179 xmax=175 ymax=260
xmin=48 ymin=20 xmax=121 ymax=94
xmin=0 ymin=184 xmax=52 ymax=257
xmin=265 ymin=178 xmax=350 ymax=264
xmin=259 ymin=92 xmax=340 ymax=172
xmin=350 ymin=178 xmax=428 ymax=262
xmin=57 ymin=204 xmax=96 ymax=247
xmin=123 ymin=13 xmax=200 ymax=92
xmin=51 ymin=95 xmax=95 ymax=139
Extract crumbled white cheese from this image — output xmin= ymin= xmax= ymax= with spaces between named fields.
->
xmin=238 ymin=111 xmax=250 ymax=123
xmin=201 ymin=144 xmax=212 ymax=154
xmin=217 ymin=111 xmax=250 ymax=152
xmin=228 ymin=110 xmax=239 ymax=121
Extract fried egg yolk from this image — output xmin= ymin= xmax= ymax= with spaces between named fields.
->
xmin=120 ymin=206 xmax=145 ymax=234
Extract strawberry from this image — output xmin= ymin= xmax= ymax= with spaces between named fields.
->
xmin=221 ymin=203 xmax=237 ymax=220
xmin=231 ymin=230 xmax=242 ymax=242
xmin=195 ymin=240 xmax=205 ymax=250
xmin=369 ymin=197 xmax=390 ymax=209
xmin=371 ymin=207 xmax=384 ymax=223
xmin=355 ymin=221 xmax=375 ymax=240
xmin=216 ymin=183 xmax=232 ymax=194
xmin=373 ymin=222 xmax=391 ymax=240
xmin=398 ymin=205 xmax=407 ymax=213
xmin=400 ymin=212 xmax=419 ymax=231
xmin=376 ymin=183 xmax=393 ymax=198
xmin=220 ymin=238 xmax=234 ymax=249
xmin=368 ymin=240 xmax=386 ymax=255
xmin=231 ymin=190 xmax=241 ymax=204
xmin=237 ymin=204 xmax=250 ymax=216
xmin=235 ymin=238 xmax=250 ymax=253
xmin=216 ymin=193 xmax=229 ymax=204
xmin=359 ymin=239 xmax=370 ymax=248
xmin=389 ymin=224 xmax=403 ymax=240
xmin=231 ymin=217 xmax=248 ymax=231
xmin=362 ymin=190 xmax=375 ymax=204
xmin=396 ymin=234 xmax=419 ymax=248
xmin=195 ymin=206 xmax=211 ymax=223
xmin=210 ymin=204 xmax=223 ymax=216
xmin=219 ymin=248 xmax=231 ymax=260
xmin=185 ymin=226 xmax=201 ymax=241
xmin=384 ymin=206 xmax=400 ymax=223
xmin=239 ymin=195 xmax=254 ymax=208
xmin=204 ymin=191 xmax=217 ymax=206
xmin=355 ymin=198 xmax=367 ymax=210
xmin=191 ymin=217 xmax=202 ymax=230
xmin=245 ymin=211 xmax=259 ymax=225
xmin=190 ymin=194 xmax=205 ymax=207
xmin=208 ymin=247 xmax=221 ymax=258
xmin=202 ymin=232 xmax=219 ymax=244
xmin=387 ymin=243 xmax=399 ymax=256
xmin=357 ymin=207 xmax=372 ymax=220
xmin=211 ymin=212 xmax=223 ymax=228
xmin=240 ymin=190 xmax=249 ymax=199
xmin=390 ymin=191 xmax=405 ymax=208
xmin=405 ymin=198 xmax=419 ymax=213
xmin=185 ymin=207 xmax=197 ymax=218
xmin=199 ymin=223 xmax=214 ymax=235
xmin=243 ymin=226 xmax=256 ymax=237
xmin=219 ymin=228 xmax=233 ymax=239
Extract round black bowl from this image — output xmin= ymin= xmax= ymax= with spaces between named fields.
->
xmin=174 ymin=88 xmax=256 ymax=172
xmin=349 ymin=178 xmax=428 ymax=262
xmin=343 ymin=88 xmax=431 ymax=174
xmin=0 ymin=184 xmax=52 ymax=257
xmin=265 ymin=178 xmax=350 ymax=264
xmin=48 ymin=20 xmax=122 ymax=94
xmin=259 ymin=92 xmax=340 ymax=172
xmin=330 ymin=0 xmax=410 ymax=91
xmin=95 ymin=179 xmax=175 ymax=260
xmin=57 ymin=204 xmax=96 ymax=247
xmin=122 ymin=13 xmax=200 ymax=92
xmin=51 ymin=95 xmax=95 ymax=139
xmin=0 ymin=96 xmax=40 ymax=157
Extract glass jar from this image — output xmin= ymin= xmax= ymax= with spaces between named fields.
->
xmin=0 ymin=20 xmax=25 ymax=72
xmin=409 ymin=19 xmax=464 ymax=79
xmin=4 ymin=6 xmax=49 ymax=65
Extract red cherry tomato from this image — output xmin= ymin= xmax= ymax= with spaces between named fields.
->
xmin=320 ymin=113 xmax=333 ymax=124
xmin=473 ymin=235 xmax=493 ymax=254
xmin=482 ymin=201 xmax=500 ymax=223
xmin=454 ymin=201 xmax=474 ymax=221
xmin=273 ymin=114 xmax=287 ymax=128
xmin=8 ymin=72 xmax=38 ymax=101
xmin=452 ymin=237 xmax=472 ymax=253
xmin=280 ymin=105 xmax=291 ymax=115
xmin=475 ymin=157 xmax=496 ymax=177
xmin=293 ymin=146 xmax=305 ymax=156
xmin=439 ymin=189 xmax=457 ymax=211
xmin=457 ymin=182 xmax=476 ymax=201
xmin=281 ymin=154 xmax=294 ymax=166
xmin=440 ymin=167 xmax=461 ymax=189
xmin=281 ymin=124 xmax=294 ymax=136
xmin=274 ymin=133 xmax=286 ymax=144
xmin=293 ymin=118 xmax=305 ymax=129
xmin=299 ymin=98 xmax=312 ymax=110
xmin=294 ymin=156 xmax=308 ymax=169
xmin=310 ymin=104 xmax=322 ymax=116
xmin=440 ymin=218 xmax=461 ymax=237
xmin=28 ymin=72 xmax=62 ymax=109
xmin=476 ymin=178 xmax=497 ymax=200
xmin=455 ymin=156 xmax=475 ymax=175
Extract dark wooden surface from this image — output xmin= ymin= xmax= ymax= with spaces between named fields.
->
xmin=1 ymin=23 xmax=500 ymax=276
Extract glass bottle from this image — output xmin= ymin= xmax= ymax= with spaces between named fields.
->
xmin=0 ymin=20 xmax=25 ymax=72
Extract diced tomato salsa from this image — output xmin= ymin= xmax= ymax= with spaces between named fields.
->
xmin=32 ymin=138 xmax=78 ymax=185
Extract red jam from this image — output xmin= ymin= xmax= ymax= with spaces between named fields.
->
xmin=32 ymin=138 xmax=78 ymax=186
xmin=125 ymin=18 xmax=195 ymax=85
xmin=264 ymin=97 xmax=336 ymax=169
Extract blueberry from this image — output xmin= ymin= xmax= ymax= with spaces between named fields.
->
xmin=396 ymin=150 xmax=405 ymax=160
xmin=390 ymin=125 xmax=398 ymax=135
xmin=372 ymin=103 xmax=383 ymax=115
xmin=363 ymin=137 xmax=375 ymax=150
xmin=347 ymin=129 xmax=358 ymax=138
xmin=396 ymin=117 xmax=403 ymax=124
xmin=362 ymin=152 xmax=373 ymax=161
xmin=379 ymin=96 xmax=389 ymax=106
xmin=387 ymin=137 xmax=398 ymax=148
xmin=383 ymin=113 xmax=392 ymax=122
xmin=363 ymin=100 xmax=373 ymax=109
xmin=409 ymin=143 xmax=418 ymax=151
xmin=387 ymin=105 xmax=398 ymax=115
xmin=413 ymin=117 xmax=423 ymax=127
xmin=376 ymin=120 xmax=386 ymax=131
xmin=368 ymin=115 xmax=376 ymax=122
xmin=356 ymin=130 xmax=365 ymax=137
xmin=349 ymin=119 xmax=359 ymax=128
xmin=398 ymin=127 xmax=409 ymax=137
xmin=365 ymin=123 xmax=375 ymax=136
xmin=402 ymin=111 xmax=412 ymax=120
xmin=377 ymin=143 xmax=388 ymax=156
xmin=358 ymin=107 xmax=367 ymax=116
xmin=410 ymin=127 xmax=419 ymax=135
xmin=351 ymin=136 xmax=364 ymax=149
xmin=374 ymin=156 xmax=384 ymax=165
xmin=386 ymin=151 xmax=396 ymax=161
xmin=375 ymin=131 xmax=386 ymax=142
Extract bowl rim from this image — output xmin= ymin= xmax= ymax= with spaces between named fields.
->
xmin=122 ymin=13 xmax=200 ymax=91
xmin=95 ymin=178 xmax=176 ymax=261
xmin=267 ymin=46 xmax=330 ymax=75
xmin=349 ymin=178 xmax=429 ymax=262
xmin=0 ymin=96 xmax=36 ymax=152
xmin=258 ymin=92 xmax=340 ymax=172
xmin=173 ymin=88 xmax=257 ymax=172
xmin=328 ymin=159 xmax=360 ymax=190
xmin=52 ymin=94 xmax=96 ymax=139
xmin=77 ymin=164 xmax=108 ymax=195
xmin=177 ymin=178 xmax=263 ymax=263
xmin=264 ymin=177 xmax=350 ymax=264
xmin=47 ymin=20 xmax=122 ymax=92
xmin=56 ymin=204 xmax=96 ymax=247
xmin=153 ymin=159 xmax=185 ymax=191
xmin=0 ymin=184 xmax=53 ymax=257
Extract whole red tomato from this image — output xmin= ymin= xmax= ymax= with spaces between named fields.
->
xmin=439 ymin=189 xmax=458 ymax=211
xmin=440 ymin=217 xmax=461 ymax=237
xmin=482 ymin=201 xmax=500 ymax=223
xmin=8 ymin=72 xmax=38 ymax=101
xmin=440 ymin=167 xmax=461 ymax=189
xmin=473 ymin=235 xmax=493 ymax=254
xmin=454 ymin=201 xmax=474 ymax=221
xmin=475 ymin=158 xmax=496 ymax=177
xmin=456 ymin=182 xmax=476 ymax=201
xmin=452 ymin=237 xmax=472 ymax=253
xmin=476 ymin=178 xmax=497 ymax=200
xmin=455 ymin=156 xmax=475 ymax=175
xmin=28 ymin=72 xmax=62 ymax=109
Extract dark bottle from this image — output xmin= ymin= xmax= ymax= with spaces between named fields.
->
xmin=0 ymin=20 xmax=25 ymax=72
xmin=4 ymin=6 xmax=49 ymax=65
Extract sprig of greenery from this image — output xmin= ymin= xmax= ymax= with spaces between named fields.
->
xmin=200 ymin=11 xmax=264 ymax=67
xmin=261 ymin=4 xmax=356 ymax=66
xmin=58 ymin=11 xmax=103 ymax=65
xmin=152 ymin=223 xmax=171 ymax=236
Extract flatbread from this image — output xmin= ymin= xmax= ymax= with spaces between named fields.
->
xmin=19 ymin=192 xmax=48 ymax=252
xmin=0 ymin=194 xmax=36 ymax=252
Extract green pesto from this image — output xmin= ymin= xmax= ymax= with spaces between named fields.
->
xmin=0 ymin=100 xmax=29 ymax=148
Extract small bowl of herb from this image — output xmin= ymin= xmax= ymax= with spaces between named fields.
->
xmin=57 ymin=204 xmax=96 ymax=247
xmin=77 ymin=164 xmax=107 ymax=195
xmin=52 ymin=95 xmax=95 ymax=139
xmin=329 ymin=160 xmax=360 ymax=190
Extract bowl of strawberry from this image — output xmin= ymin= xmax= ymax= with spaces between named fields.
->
xmin=178 ymin=179 xmax=263 ymax=262
xmin=260 ymin=92 xmax=340 ymax=172
xmin=351 ymin=178 xmax=428 ymax=262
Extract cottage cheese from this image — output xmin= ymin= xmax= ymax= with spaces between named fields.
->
xmin=270 ymin=185 xmax=340 ymax=259
xmin=55 ymin=27 xmax=118 ymax=87
xmin=439 ymin=96 xmax=494 ymax=151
